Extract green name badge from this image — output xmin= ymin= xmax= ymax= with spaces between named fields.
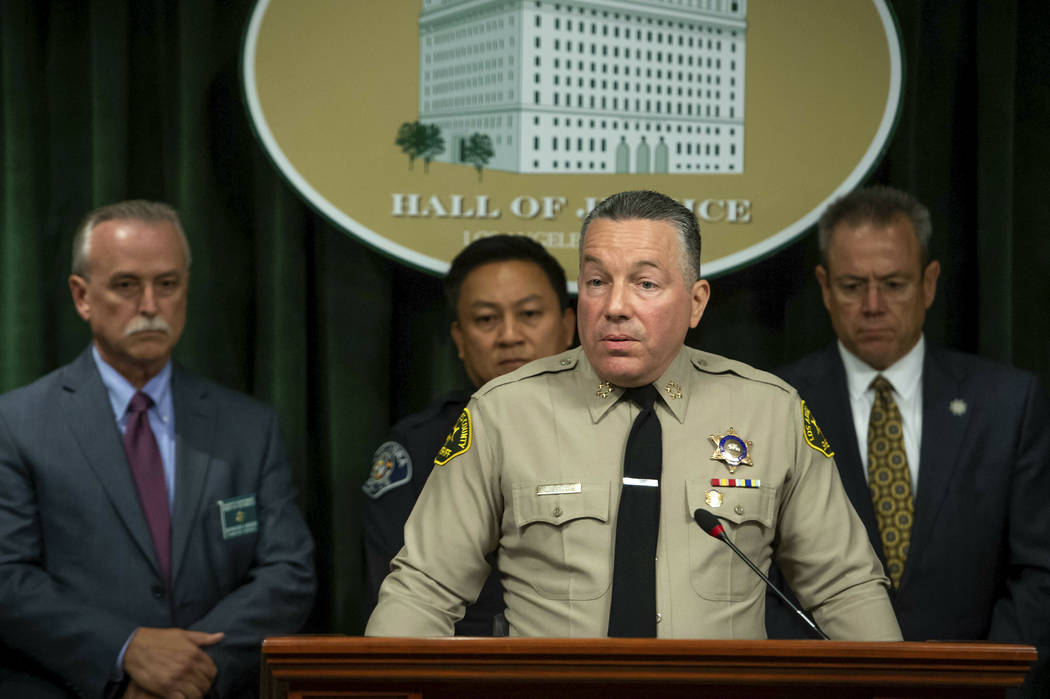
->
xmin=218 ymin=494 xmax=259 ymax=539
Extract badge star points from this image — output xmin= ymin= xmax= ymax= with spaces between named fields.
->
xmin=709 ymin=427 xmax=754 ymax=474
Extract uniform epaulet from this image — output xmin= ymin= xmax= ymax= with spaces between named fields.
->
xmin=475 ymin=348 xmax=581 ymax=398
xmin=688 ymin=348 xmax=794 ymax=394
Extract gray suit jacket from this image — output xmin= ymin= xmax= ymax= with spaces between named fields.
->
xmin=0 ymin=348 xmax=316 ymax=698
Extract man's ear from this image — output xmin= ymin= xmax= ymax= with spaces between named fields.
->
xmin=688 ymin=279 xmax=711 ymax=328
xmin=450 ymin=321 xmax=466 ymax=361
xmin=815 ymin=265 xmax=832 ymax=312
xmin=69 ymin=275 xmax=91 ymax=322
xmin=921 ymin=259 xmax=940 ymax=310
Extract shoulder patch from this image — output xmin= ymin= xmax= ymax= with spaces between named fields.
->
xmin=434 ymin=408 xmax=472 ymax=466
xmin=801 ymin=400 xmax=834 ymax=458
xmin=361 ymin=441 xmax=413 ymax=499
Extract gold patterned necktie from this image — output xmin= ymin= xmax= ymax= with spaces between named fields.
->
xmin=867 ymin=375 xmax=914 ymax=588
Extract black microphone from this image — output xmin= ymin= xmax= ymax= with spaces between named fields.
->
xmin=693 ymin=508 xmax=830 ymax=640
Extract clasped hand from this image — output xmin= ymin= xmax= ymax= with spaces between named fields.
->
xmin=122 ymin=627 xmax=224 ymax=699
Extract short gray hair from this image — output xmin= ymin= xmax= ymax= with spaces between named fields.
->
xmin=579 ymin=190 xmax=701 ymax=283
xmin=818 ymin=185 xmax=932 ymax=267
xmin=72 ymin=200 xmax=192 ymax=279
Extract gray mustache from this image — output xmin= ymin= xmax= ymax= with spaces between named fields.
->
xmin=125 ymin=316 xmax=171 ymax=336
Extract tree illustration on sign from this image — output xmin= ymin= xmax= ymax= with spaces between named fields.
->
xmin=395 ymin=121 xmax=445 ymax=173
xmin=419 ymin=124 xmax=444 ymax=173
xmin=462 ymin=133 xmax=494 ymax=182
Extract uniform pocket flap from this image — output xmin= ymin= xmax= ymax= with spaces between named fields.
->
xmin=513 ymin=481 xmax=611 ymax=527
xmin=686 ymin=479 xmax=774 ymax=527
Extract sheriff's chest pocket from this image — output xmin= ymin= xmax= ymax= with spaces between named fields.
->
xmin=511 ymin=481 xmax=611 ymax=600
xmin=686 ymin=479 xmax=775 ymax=601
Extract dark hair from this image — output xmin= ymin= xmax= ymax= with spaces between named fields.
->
xmin=443 ymin=235 xmax=570 ymax=316
xmin=578 ymin=190 xmax=701 ymax=282
xmin=818 ymin=185 xmax=932 ymax=266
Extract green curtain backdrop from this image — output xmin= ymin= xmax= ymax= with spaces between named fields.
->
xmin=1 ymin=1 xmax=1047 ymax=635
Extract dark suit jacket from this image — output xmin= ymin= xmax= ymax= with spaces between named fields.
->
xmin=0 ymin=348 xmax=316 ymax=698
xmin=361 ymin=391 xmax=506 ymax=636
xmin=766 ymin=343 xmax=1050 ymax=653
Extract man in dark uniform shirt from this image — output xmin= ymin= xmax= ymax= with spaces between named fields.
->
xmin=362 ymin=235 xmax=575 ymax=635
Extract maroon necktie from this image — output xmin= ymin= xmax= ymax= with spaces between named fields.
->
xmin=124 ymin=391 xmax=171 ymax=585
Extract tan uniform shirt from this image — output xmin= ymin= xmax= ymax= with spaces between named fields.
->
xmin=366 ymin=346 xmax=900 ymax=640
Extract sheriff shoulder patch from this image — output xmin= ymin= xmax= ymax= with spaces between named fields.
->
xmin=801 ymin=400 xmax=834 ymax=457
xmin=434 ymin=408 xmax=472 ymax=466
xmin=361 ymin=441 xmax=412 ymax=500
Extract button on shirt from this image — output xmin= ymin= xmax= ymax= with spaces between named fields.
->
xmin=367 ymin=346 xmax=900 ymax=641
xmin=91 ymin=346 xmax=176 ymax=510
xmin=838 ymin=336 xmax=924 ymax=488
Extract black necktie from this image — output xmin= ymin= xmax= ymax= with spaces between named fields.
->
xmin=608 ymin=384 xmax=662 ymax=637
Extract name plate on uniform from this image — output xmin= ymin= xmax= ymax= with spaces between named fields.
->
xmin=536 ymin=483 xmax=582 ymax=496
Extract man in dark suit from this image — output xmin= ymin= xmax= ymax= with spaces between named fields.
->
xmin=765 ymin=186 xmax=1050 ymax=692
xmin=0 ymin=201 xmax=316 ymax=699
xmin=361 ymin=235 xmax=575 ymax=635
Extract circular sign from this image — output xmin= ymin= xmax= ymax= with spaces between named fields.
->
xmin=243 ymin=0 xmax=903 ymax=287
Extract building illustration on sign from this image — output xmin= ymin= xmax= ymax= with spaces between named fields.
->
xmin=417 ymin=0 xmax=747 ymax=175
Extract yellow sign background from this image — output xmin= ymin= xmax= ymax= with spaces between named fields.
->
xmin=244 ymin=0 xmax=899 ymax=282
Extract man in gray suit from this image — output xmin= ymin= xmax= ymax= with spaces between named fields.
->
xmin=0 ymin=201 xmax=316 ymax=698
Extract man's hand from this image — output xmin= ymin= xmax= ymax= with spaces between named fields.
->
xmin=122 ymin=680 xmax=162 ymax=698
xmin=123 ymin=627 xmax=224 ymax=699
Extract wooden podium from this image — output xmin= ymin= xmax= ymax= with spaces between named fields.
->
xmin=260 ymin=636 xmax=1035 ymax=698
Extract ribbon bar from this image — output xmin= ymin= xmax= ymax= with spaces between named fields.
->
xmin=709 ymin=478 xmax=760 ymax=488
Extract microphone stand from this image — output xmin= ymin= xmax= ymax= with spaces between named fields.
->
xmin=694 ymin=508 xmax=830 ymax=640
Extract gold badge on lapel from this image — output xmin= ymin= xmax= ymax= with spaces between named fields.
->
xmin=595 ymin=381 xmax=612 ymax=398
xmin=709 ymin=427 xmax=754 ymax=474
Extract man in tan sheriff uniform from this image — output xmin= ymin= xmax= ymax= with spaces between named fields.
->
xmin=366 ymin=190 xmax=902 ymax=640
